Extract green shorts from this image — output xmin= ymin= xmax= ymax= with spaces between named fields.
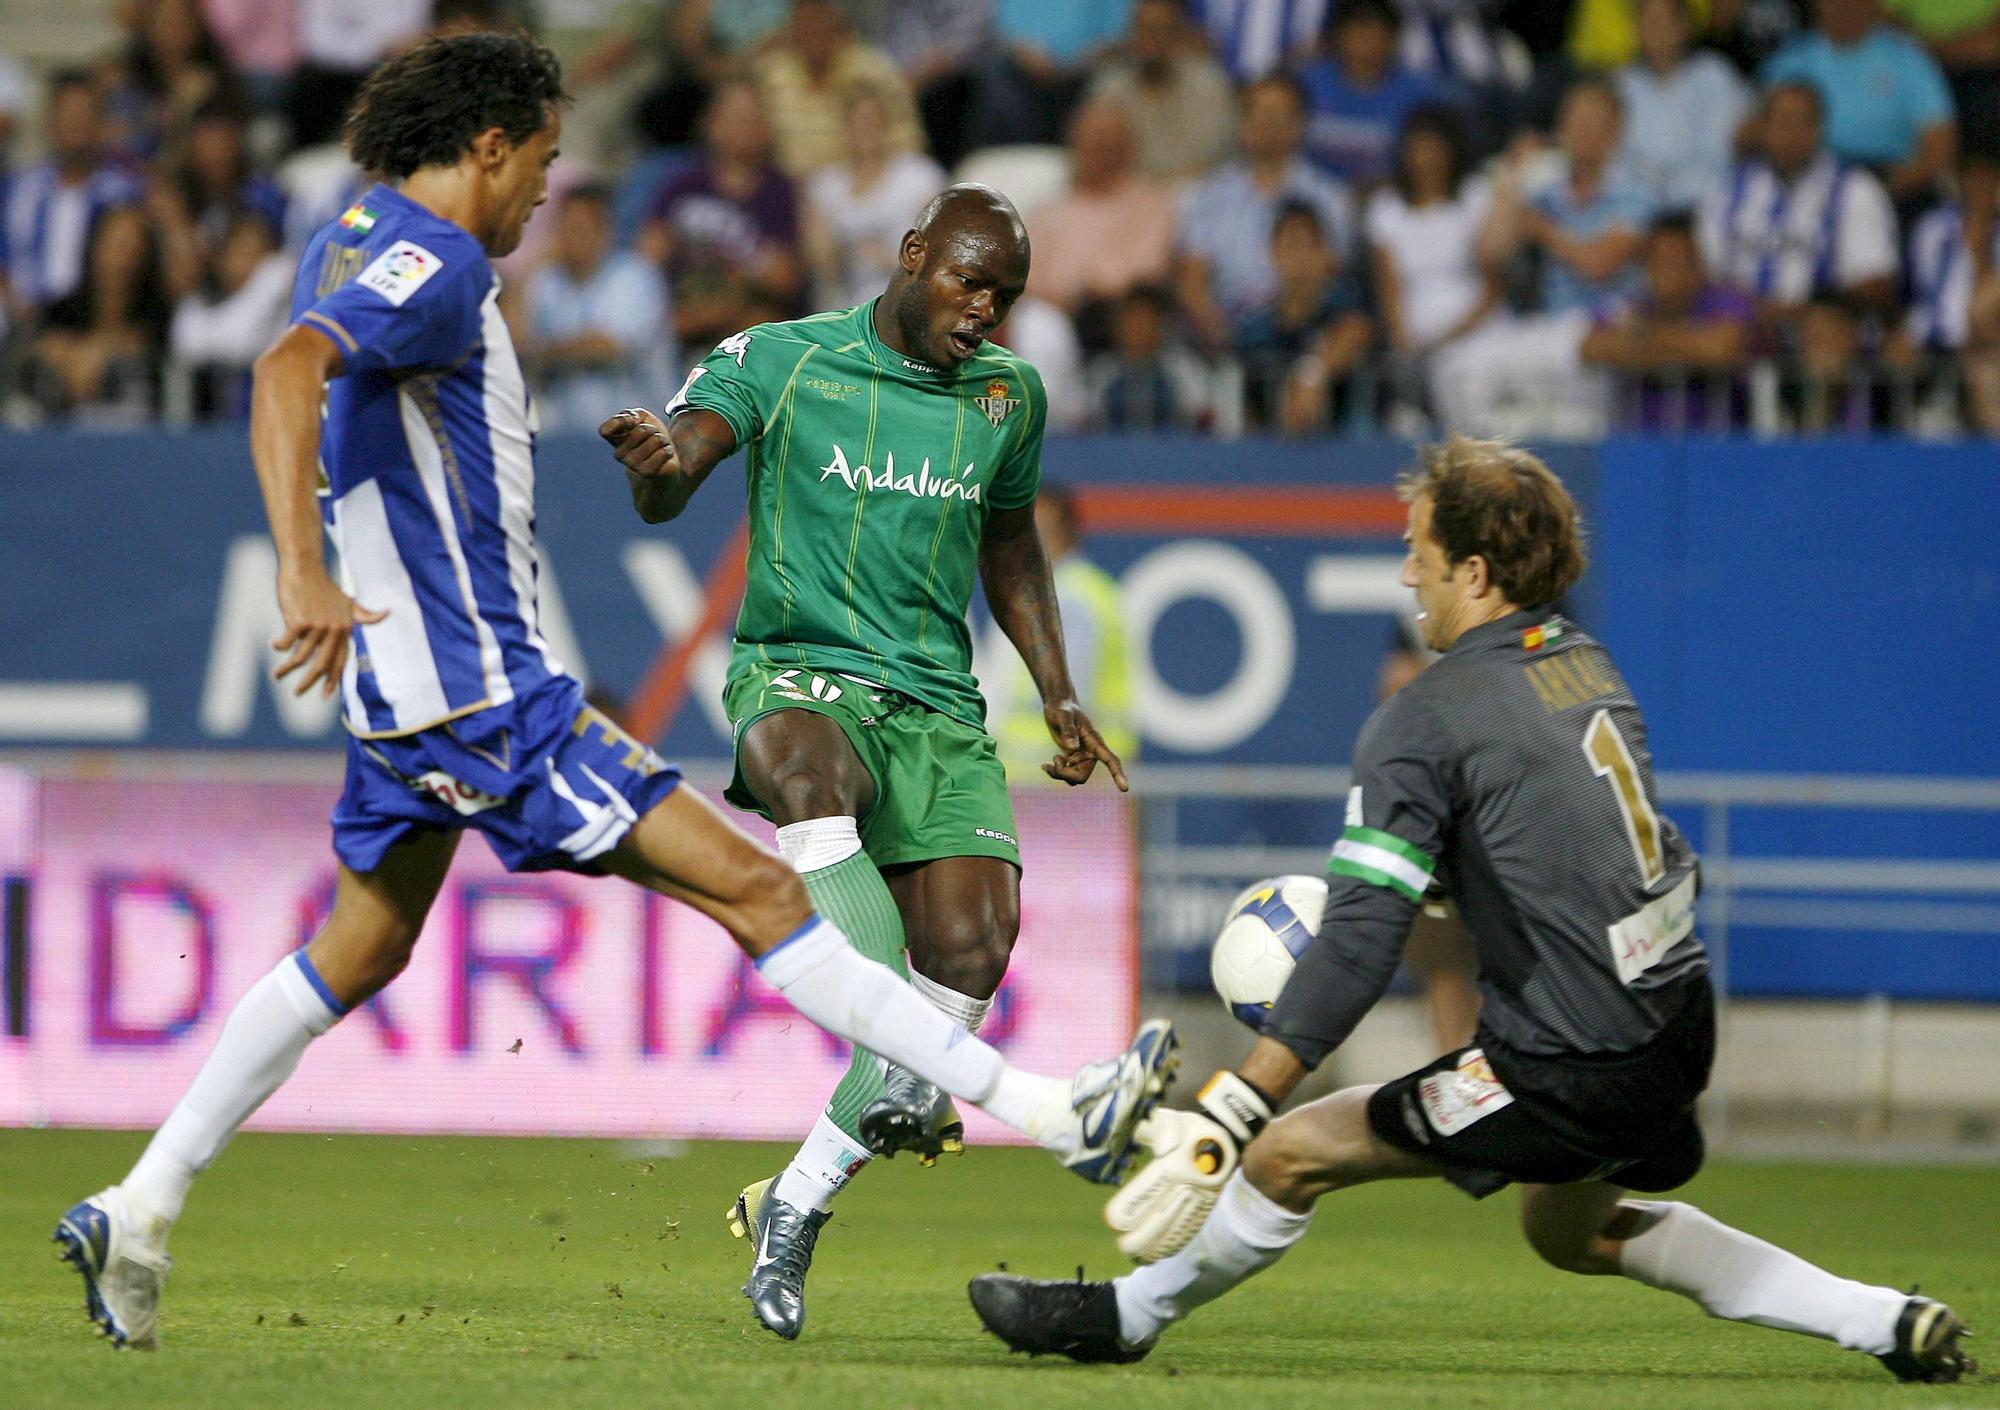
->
xmin=722 ymin=665 xmax=1021 ymax=869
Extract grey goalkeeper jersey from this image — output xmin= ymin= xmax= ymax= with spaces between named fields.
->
xmin=1269 ymin=610 xmax=1706 ymax=1065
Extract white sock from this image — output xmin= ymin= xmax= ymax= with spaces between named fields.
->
xmin=122 ymin=951 xmax=345 ymax=1230
xmin=1616 ymin=1201 xmax=1907 ymax=1353
xmin=755 ymin=918 xmax=1087 ymax=1151
xmin=909 ymin=970 xmax=992 ymax=1033
xmin=773 ymin=1113 xmax=870 ymax=1213
xmin=773 ymin=815 xmax=862 ymax=871
xmin=1116 ymin=1171 xmax=1312 ymax=1346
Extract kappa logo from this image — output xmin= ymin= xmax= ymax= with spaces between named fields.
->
xmin=718 ymin=330 xmax=752 ymax=367
xmin=817 ymin=443 xmax=983 ymax=503
xmin=973 ymin=379 xmax=1020 ymax=428
xmin=974 ymin=827 xmax=1017 ymax=847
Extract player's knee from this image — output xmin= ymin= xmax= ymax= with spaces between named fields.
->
xmin=1521 ymin=1217 xmax=1600 ymax=1275
xmin=1241 ymin=1114 xmax=1322 ymax=1209
xmin=912 ymin=907 xmax=1017 ymax=996
xmin=736 ymin=852 xmax=814 ymax=939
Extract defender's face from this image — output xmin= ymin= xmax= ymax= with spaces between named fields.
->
xmin=489 ymin=109 xmax=561 ymax=258
xmin=910 ymin=230 xmax=1028 ymax=367
xmin=1402 ymin=494 xmax=1464 ymax=652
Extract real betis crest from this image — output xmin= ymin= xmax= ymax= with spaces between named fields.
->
xmin=973 ymin=379 xmax=1020 ymax=428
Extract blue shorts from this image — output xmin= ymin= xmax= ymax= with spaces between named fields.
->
xmin=331 ymin=676 xmax=682 ymax=875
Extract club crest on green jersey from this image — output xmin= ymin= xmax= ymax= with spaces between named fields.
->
xmin=973 ymin=379 xmax=1020 ymax=428
xmin=817 ymin=444 xmax=982 ymax=502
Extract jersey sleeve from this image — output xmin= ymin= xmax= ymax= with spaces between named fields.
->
xmin=297 ymin=235 xmax=487 ymax=374
xmin=1265 ymin=689 xmax=1456 ymax=1068
xmin=667 ymin=326 xmax=784 ymax=447
xmin=986 ymin=361 xmax=1046 ymax=511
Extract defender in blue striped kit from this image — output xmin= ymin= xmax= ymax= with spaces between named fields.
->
xmin=51 ymin=32 xmax=1177 ymax=1355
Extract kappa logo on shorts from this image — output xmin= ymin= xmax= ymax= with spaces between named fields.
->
xmin=1417 ymin=1047 xmax=1515 ymax=1137
xmin=770 ymin=668 xmax=842 ymax=703
xmin=974 ymin=827 xmax=1018 ymax=847
xmin=409 ymin=769 xmax=504 ymax=817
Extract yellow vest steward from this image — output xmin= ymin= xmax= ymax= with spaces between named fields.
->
xmin=997 ymin=555 xmax=1138 ymax=780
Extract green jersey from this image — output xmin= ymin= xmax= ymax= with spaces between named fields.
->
xmin=674 ymin=301 xmax=1047 ymax=726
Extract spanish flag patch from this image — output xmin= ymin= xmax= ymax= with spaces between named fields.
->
xmin=1523 ymin=620 xmax=1563 ymax=651
xmin=339 ymin=203 xmax=378 ymax=233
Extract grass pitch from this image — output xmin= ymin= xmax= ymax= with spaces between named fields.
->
xmin=2 ymin=1130 xmax=1994 ymax=1410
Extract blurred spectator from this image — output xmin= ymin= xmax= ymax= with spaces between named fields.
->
xmin=1395 ymin=0 xmax=1527 ymax=89
xmin=168 ymin=208 xmax=291 ymax=418
xmin=149 ymin=100 xmax=288 ymax=301
xmin=1886 ymin=158 xmax=2000 ymax=429
xmin=617 ymin=1 xmax=731 ymax=154
xmin=289 ymin=0 xmax=429 ymax=147
xmin=803 ymin=86 xmax=947 ymax=310
xmin=640 ymin=77 xmax=803 ymax=347
xmin=756 ymin=0 xmax=924 ymax=178
xmin=100 ymin=0 xmax=245 ymax=163
xmin=2 ymin=72 xmax=142 ymax=322
xmin=1436 ymin=77 xmax=1650 ymax=432
xmin=1762 ymin=0 xmax=1956 ymax=202
xmin=18 ymin=205 xmax=169 ymax=426
xmin=200 ymin=0 xmax=299 ymax=114
xmin=1298 ymin=0 xmax=1449 ymax=185
xmin=1191 ymin=0 xmax=1332 ymax=81
xmin=868 ymin=0 xmax=994 ymax=167
xmin=1581 ymin=212 xmax=1754 ymax=429
xmin=1364 ymin=105 xmax=1498 ymax=419
xmin=1025 ymin=98 xmax=1176 ymax=348
xmin=1233 ymin=199 xmax=1375 ymax=431
xmin=1177 ymin=76 xmax=1354 ymax=350
xmin=1703 ymin=0 xmax=1812 ymax=76
xmin=991 ymin=294 xmax=1090 ymax=428
xmin=1085 ymin=0 xmax=1237 ymax=182
xmin=1889 ymin=0 xmax=2000 ymax=193
xmin=1699 ymin=80 xmax=1898 ymax=382
xmin=1616 ymin=0 xmax=1755 ymax=212
xmin=430 ymin=0 xmax=525 ymax=37
xmin=0 ymin=53 xmax=30 ymax=170
xmin=523 ymin=185 xmax=676 ymax=432
xmin=1086 ymin=283 xmax=1213 ymax=428
xmin=964 ymin=0 xmax=1136 ymax=150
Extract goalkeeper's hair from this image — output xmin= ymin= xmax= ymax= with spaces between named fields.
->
xmin=1398 ymin=437 xmax=1588 ymax=608
xmin=345 ymin=32 xmax=566 ymax=180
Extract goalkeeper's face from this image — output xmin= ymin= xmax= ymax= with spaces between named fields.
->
xmin=900 ymin=226 xmax=1029 ymax=368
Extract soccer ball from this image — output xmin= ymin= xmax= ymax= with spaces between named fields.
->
xmin=1210 ymin=875 xmax=1327 ymax=1030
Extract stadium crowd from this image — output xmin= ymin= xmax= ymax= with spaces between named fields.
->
xmin=2 ymin=0 xmax=1998 ymax=436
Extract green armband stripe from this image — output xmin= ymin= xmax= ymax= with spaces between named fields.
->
xmin=1340 ymin=825 xmax=1434 ymax=874
xmin=1328 ymin=831 xmax=1433 ymax=903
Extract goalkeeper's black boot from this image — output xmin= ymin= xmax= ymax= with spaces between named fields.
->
xmin=1877 ymin=1296 xmax=1974 ymax=1383
xmin=857 ymin=1064 xmax=964 ymax=1165
xmin=968 ymin=1272 xmax=1151 ymax=1364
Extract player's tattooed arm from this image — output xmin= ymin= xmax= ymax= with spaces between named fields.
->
xmin=598 ymin=406 xmax=737 ymax=523
xmin=980 ymin=502 xmax=1129 ymax=792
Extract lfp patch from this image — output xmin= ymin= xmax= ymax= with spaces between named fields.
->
xmin=357 ymin=240 xmax=443 ymax=307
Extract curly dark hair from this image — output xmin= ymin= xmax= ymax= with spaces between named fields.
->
xmin=344 ymin=32 xmax=567 ymax=180
xmin=1398 ymin=437 xmax=1588 ymax=607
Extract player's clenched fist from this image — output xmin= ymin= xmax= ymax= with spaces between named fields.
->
xmin=599 ymin=407 xmax=679 ymax=478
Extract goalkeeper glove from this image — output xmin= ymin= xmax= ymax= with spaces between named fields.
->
xmin=1103 ymin=1071 xmax=1275 ymax=1263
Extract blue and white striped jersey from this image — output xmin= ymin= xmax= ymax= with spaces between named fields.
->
xmin=292 ymin=182 xmax=565 ymax=739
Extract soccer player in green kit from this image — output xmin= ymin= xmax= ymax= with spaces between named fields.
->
xmin=599 ymin=184 xmax=1129 ymax=1340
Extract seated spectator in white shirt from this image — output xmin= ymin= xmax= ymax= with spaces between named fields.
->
xmin=1086 ymin=0 xmax=1239 ymax=183
xmin=1616 ymin=0 xmax=1754 ymax=212
xmin=1363 ymin=105 xmax=1498 ymax=418
xmin=1434 ymin=77 xmax=1651 ymax=434
xmin=523 ymin=184 xmax=676 ymax=433
xmin=1699 ymin=80 xmax=1899 ymax=384
xmin=1086 ymin=284 xmax=1214 ymax=429
xmin=169 ymin=208 xmax=292 ymax=418
xmin=804 ymin=85 xmax=946 ymax=311
xmin=1176 ymin=74 xmax=1355 ymax=350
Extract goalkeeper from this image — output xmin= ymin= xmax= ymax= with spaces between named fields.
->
xmin=969 ymin=438 xmax=1973 ymax=1385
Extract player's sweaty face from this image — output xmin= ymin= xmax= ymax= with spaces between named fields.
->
xmin=489 ymin=111 xmax=561 ymax=258
xmin=1402 ymin=494 xmax=1465 ymax=651
xmin=916 ymin=233 xmax=1026 ymax=366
